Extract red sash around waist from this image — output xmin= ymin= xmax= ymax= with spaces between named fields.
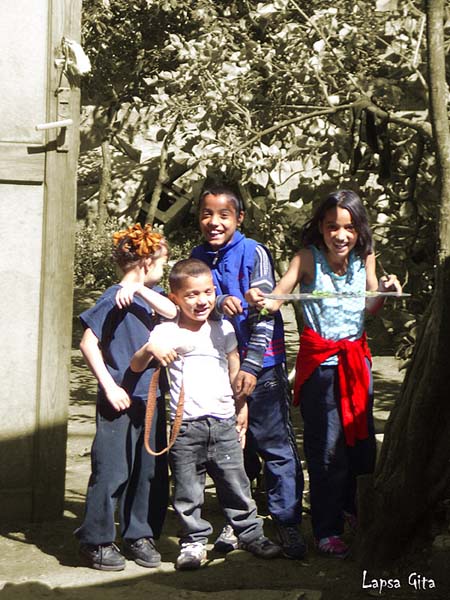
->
xmin=293 ymin=326 xmax=372 ymax=446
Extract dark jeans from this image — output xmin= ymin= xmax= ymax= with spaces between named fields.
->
xmin=246 ymin=363 xmax=304 ymax=525
xmin=300 ymin=361 xmax=376 ymax=540
xmin=169 ymin=416 xmax=263 ymax=545
xmin=75 ymin=397 xmax=169 ymax=546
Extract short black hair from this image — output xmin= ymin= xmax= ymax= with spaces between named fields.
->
xmin=168 ymin=258 xmax=212 ymax=292
xmin=198 ymin=182 xmax=244 ymax=214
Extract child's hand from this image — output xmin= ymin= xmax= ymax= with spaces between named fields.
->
xmin=378 ymin=274 xmax=402 ymax=293
xmin=245 ymin=288 xmax=276 ymax=313
xmin=104 ymin=383 xmax=131 ymax=412
xmin=116 ymin=283 xmax=143 ymax=308
xmin=245 ymin=287 xmax=264 ymax=307
xmin=233 ymin=370 xmax=257 ymax=401
xmin=147 ymin=341 xmax=178 ymax=367
xmin=236 ymin=402 xmax=248 ymax=449
xmin=366 ymin=272 xmax=403 ymax=314
xmin=221 ymin=295 xmax=243 ymax=317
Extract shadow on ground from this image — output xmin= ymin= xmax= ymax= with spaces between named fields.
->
xmin=0 ymin=292 xmax=446 ymax=600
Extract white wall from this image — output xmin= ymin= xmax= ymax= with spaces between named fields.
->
xmin=0 ymin=0 xmax=48 ymax=143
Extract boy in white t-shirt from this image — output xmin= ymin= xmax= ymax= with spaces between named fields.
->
xmin=131 ymin=258 xmax=280 ymax=570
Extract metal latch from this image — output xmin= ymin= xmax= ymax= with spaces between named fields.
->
xmin=35 ymin=87 xmax=72 ymax=152
xmin=35 ymin=119 xmax=73 ymax=130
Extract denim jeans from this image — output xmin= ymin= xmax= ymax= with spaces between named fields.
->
xmin=169 ymin=416 xmax=263 ymax=545
xmin=300 ymin=361 xmax=376 ymax=540
xmin=246 ymin=363 xmax=304 ymax=525
xmin=75 ymin=397 xmax=169 ymax=545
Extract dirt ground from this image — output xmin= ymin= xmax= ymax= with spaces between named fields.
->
xmin=0 ymin=291 xmax=447 ymax=600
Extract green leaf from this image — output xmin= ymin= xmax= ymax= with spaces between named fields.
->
xmin=253 ymin=171 xmax=269 ymax=188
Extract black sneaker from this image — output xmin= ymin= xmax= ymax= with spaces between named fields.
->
xmin=273 ymin=522 xmax=307 ymax=560
xmin=79 ymin=542 xmax=126 ymax=571
xmin=123 ymin=537 xmax=161 ymax=568
xmin=239 ymin=535 xmax=281 ymax=559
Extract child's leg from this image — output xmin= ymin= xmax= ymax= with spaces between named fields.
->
xmin=206 ymin=416 xmax=264 ymax=544
xmin=75 ymin=402 xmax=133 ymax=546
xmin=243 ymin=438 xmax=262 ymax=486
xmin=300 ymin=365 xmax=348 ymax=540
xmin=169 ymin=419 xmax=212 ymax=545
xmin=120 ymin=397 xmax=169 ymax=542
xmin=246 ymin=364 xmax=304 ymax=526
xmin=344 ymin=360 xmax=376 ymax=517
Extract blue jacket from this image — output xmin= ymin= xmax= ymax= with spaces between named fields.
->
xmin=192 ymin=231 xmax=286 ymax=371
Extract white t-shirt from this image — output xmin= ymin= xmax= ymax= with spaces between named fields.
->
xmin=148 ymin=318 xmax=238 ymax=420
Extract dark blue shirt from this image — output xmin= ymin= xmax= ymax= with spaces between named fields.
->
xmin=80 ymin=284 xmax=160 ymax=403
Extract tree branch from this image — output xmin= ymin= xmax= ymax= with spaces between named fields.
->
xmin=288 ymin=0 xmax=365 ymax=95
xmin=145 ymin=114 xmax=181 ymax=225
xmin=235 ymin=98 xmax=432 ymax=153
xmin=365 ymin=104 xmax=432 ymax=138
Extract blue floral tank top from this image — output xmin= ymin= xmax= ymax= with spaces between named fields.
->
xmin=300 ymin=246 xmax=366 ymax=365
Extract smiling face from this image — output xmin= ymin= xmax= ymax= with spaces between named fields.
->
xmin=199 ymin=193 xmax=244 ymax=250
xmin=170 ymin=273 xmax=216 ymax=330
xmin=319 ymin=206 xmax=359 ymax=262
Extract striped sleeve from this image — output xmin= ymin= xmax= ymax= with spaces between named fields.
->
xmin=240 ymin=245 xmax=276 ymax=376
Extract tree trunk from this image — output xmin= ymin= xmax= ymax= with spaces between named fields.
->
xmin=357 ymin=0 xmax=450 ymax=564
xmin=97 ymin=137 xmax=112 ymax=233
xmin=145 ymin=116 xmax=180 ymax=226
xmin=96 ymin=105 xmax=117 ymax=234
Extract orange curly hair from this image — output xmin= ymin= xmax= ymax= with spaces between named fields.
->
xmin=112 ymin=223 xmax=166 ymax=268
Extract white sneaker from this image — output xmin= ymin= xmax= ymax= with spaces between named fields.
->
xmin=213 ymin=524 xmax=238 ymax=553
xmin=176 ymin=542 xmax=207 ymax=570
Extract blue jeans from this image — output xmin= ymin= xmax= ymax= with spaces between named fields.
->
xmin=75 ymin=397 xmax=169 ymax=545
xmin=300 ymin=362 xmax=376 ymax=540
xmin=169 ymin=416 xmax=263 ymax=545
xmin=246 ymin=363 xmax=304 ymax=525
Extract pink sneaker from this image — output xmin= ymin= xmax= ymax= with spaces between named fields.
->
xmin=316 ymin=536 xmax=349 ymax=559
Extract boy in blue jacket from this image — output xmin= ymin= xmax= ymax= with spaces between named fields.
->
xmin=191 ymin=183 xmax=306 ymax=559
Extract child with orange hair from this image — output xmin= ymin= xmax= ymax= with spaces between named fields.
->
xmin=75 ymin=224 xmax=177 ymax=571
